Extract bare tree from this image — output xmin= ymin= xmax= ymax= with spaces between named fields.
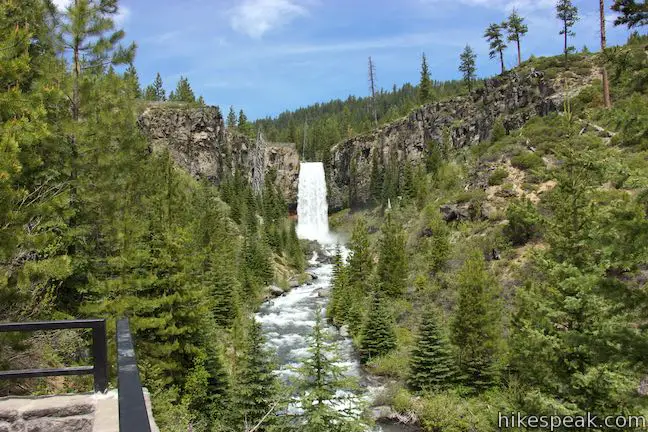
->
xmin=368 ymin=57 xmax=378 ymax=127
xmin=600 ymin=0 xmax=612 ymax=109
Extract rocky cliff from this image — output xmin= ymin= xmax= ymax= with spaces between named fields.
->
xmin=138 ymin=103 xmax=300 ymax=206
xmin=327 ymin=71 xmax=569 ymax=211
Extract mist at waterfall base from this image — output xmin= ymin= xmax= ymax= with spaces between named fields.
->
xmin=255 ymin=162 xmax=413 ymax=431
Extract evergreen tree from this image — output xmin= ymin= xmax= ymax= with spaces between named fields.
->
xmin=408 ymin=310 xmax=456 ymax=392
xmin=511 ymin=122 xmax=648 ymax=415
xmin=418 ymin=53 xmax=433 ymax=104
xmin=347 ymin=217 xmax=373 ymax=291
xmin=484 ymin=23 xmax=508 ymax=74
xmin=377 ymin=212 xmax=407 ymax=297
xmin=360 ymin=295 xmax=396 ymax=363
xmin=556 ymin=0 xmax=579 ymax=57
xmin=169 ymin=76 xmax=195 ymax=103
xmin=239 ymin=109 xmax=253 ymax=136
xmin=234 ymin=321 xmax=280 ymax=431
xmin=227 ymin=105 xmax=238 ymax=128
xmin=151 ymin=72 xmax=166 ymax=101
xmin=124 ymin=63 xmax=141 ymax=97
xmin=197 ymin=95 xmax=205 ymax=106
xmin=295 ymin=309 xmax=366 ymax=432
xmin=451 ymin=252 xmax=502 ymax=392
xmin=327 ymin=248 xmax=349 ymax=325
xmin=182 ymin=349 xmax=230 ymax=428
xmin=458 ymin=45 xmax=477 ymax=92
xmin=611 ymin=0 xmax=647 ymax=28
xmin=506 ymin=9 xmax=528 ymax=66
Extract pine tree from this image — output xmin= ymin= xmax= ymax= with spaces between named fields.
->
xmin=124 ymin=63 xmax=141 ymax=97
xmin=484 ymin=23 xmax=507 ymax=74
xmin=227 ymin=106 xmax=238 ymax=129
xmin=234 ymin=320 xmax=280 ymax=431
xmin=360 ymin=294 xmax=396 ymax=363
xmin=169 ymin=76 xmax=195 ymax=103
xmin=295 ymin=309 xmax=366 ymax=432
xmin=418 ymin=53 xmax=433 ymax=104
xmin=506 ymin=9 xmax=528 ymax=66
xmin=347 ymin=217 xmax=373 ymax=291
xmin=377 ymin=212 xmax=407 ymax=297
xmin=451 ymin=252 xmax=502 ymax=392
xmin=239 ymin=109 xmax=253 ymax=136
xmin=458 ymin=45 xmax=477 ymax=93
xmin=197 ymin=95 xmax=206 ymax=106
xmin=153 ymin=72 xmax=166 ymax=102
xmin=556 ymin=0 xmax=579 ymax=57
xmin=611 ymin=0 xmax=647 ymax=28
xmin=151 ymin=72 xmax=166 ymax=101
xmin=408 ymin=310 xmax=456 ymax=392
xmin=511 ymin=122 xmax=648 ymax=415
xmin=327 ymin=248 xmax=349 ymax=325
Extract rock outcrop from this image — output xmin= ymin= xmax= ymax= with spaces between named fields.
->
xmin=138 ymin=103 xmax=300 ymax=206
xmin=327 ymin=71 xmax=559 ymax=210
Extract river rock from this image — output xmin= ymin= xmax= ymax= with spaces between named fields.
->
xmin=268 ymin=285 xmax=284 ymax=297
xmin=288 ymin=279 xmax=300 ymax=288
xmin=371 ymin=406 xmax=397 ymax=421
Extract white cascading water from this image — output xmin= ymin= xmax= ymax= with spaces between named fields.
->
xmin=256 ymin=162 xmax=407 ymax=431
xmin=296 ymin=162 xmax=329 ymax=242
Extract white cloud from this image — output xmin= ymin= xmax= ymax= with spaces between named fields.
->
xmin=421 ymin=0 xmax=554 ymax=12
xmin=230 ymin=0 xmax=310 ymax=38
xmin=268 ymin=31 xmax=467 ymax=56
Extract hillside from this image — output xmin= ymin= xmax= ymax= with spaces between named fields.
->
xmin=326 ymin=32 xmax=648 ymax=430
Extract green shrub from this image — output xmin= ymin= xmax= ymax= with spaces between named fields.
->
xmin=418 ymin=391 xmax=495 ymax=432
xmin=435 ymin=163 xmax=464 ymax=192
xmin=491 ymin=118 xmax=506 ymax=142
xmin=454 ymin=189 xmax=486 ymax=204
xmin=366 ymin=348 xmax=410 ymax=380
xmin=393 ymin=388 xmax=415 ymax=413
xmin=488 ymin=168 xmax=509 ymax=186
xmin=511 ymin=152 xmax=544 ymax=171
xmin=504 ymin=198 xmax=542 ymax=246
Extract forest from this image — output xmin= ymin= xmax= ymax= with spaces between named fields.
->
xmin=1 ymin=0 xmax=648 ymax=431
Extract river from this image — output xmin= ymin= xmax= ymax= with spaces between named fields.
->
xmin=256 ymin=244 xmax=415 ymax=432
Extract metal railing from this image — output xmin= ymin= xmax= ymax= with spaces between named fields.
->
xmin=0 ymin=319 xmax=108 ymax=393
xmin=116 ymin=318 xmax=151 ymax=432
xmin=0 ymin=317 xmax=152 ymax=432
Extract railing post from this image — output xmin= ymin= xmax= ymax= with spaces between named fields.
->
xmin=91 ymin=319 xmax=109 ymax=393
xmin=117 ymin=318 xmax=151 ymax=432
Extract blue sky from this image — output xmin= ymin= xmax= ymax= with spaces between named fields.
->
xmin=59 ymin=0 xmax=634 ymax=119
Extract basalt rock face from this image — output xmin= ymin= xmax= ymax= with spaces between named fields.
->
xmin=327 ymin=72 xmax=558 ymax=211
xmin=138 ymin=104 xmax=300 ymax=205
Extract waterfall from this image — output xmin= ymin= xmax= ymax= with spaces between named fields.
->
xmin=296 ymin=162 xmax=329 ymax=242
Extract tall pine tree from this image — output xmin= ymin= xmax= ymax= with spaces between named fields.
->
xmin=451 ymin=252 xmax=502 ymax=392
xmin=408 ymin=310 xmax=456 ymax=392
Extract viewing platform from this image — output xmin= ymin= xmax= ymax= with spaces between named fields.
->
xmin=0 ymin=319 xmax=158 ymax=432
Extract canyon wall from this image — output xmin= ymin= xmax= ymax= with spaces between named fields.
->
xmin=137 ymin=104 xmax=300 ymax=206
xmin=137 ymin=69 xmax=573 ymax=212
xmin=327 ymin=71 xmax=561 ymax=211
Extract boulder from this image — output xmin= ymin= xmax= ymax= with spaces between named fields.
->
xmin=268 ymin=285 xmax=284 ymax=297
xmin=440 ymin=203 xmax=471 ymax=222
